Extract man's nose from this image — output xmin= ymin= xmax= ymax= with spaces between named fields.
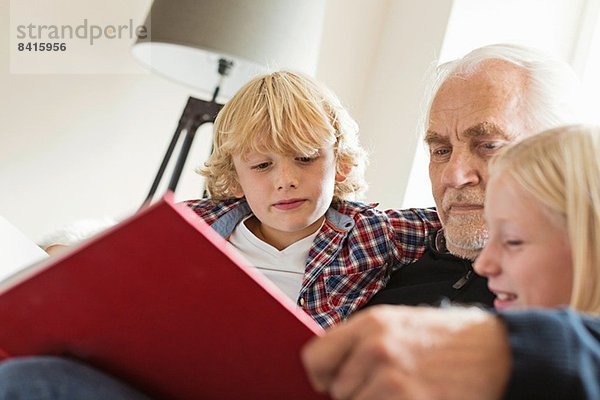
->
xmin=441 ymin=151 xmax=482 ymax=188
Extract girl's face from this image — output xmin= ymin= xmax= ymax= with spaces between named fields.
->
xmin=474 ymin=174 xmax=573 ymax=310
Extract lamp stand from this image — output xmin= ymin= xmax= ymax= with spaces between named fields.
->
xmin=140 ymin=58 xmax=234 ymax=209
xmin=140 ymin=97 xmax=223 ymax=209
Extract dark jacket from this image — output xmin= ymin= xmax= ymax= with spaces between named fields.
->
xmin=364 ymin=230 xmax=495 ymax=308
xmin=500 ymin=309 xmax=600 ymax=399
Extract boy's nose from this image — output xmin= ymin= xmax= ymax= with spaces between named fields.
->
xmin=276 ymin=164 xmax=299 ymax=190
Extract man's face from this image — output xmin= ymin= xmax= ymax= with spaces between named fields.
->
xmin=427 ymin=61 xmax=533 ymax=260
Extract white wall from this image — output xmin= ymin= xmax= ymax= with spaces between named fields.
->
xmin=358 ymin=0 xmax=453 ymax=209
xmin=317 ymin=0 xmax=453 ymax=210
xmin=0 ymin=0 xmax=452 ymax=241
xmin=1 ymin=0 xmax=594 ymax=242
xmin=0 ymin=0 xmax=195 ymax=240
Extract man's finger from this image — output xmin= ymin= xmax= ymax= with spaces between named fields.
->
xmin=301 ymin=315 xmax=369 ymax=391
xmin=328 ymin=335 xmax=380 ymax=399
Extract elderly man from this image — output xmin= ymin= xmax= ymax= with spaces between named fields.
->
xmin=302 ymin=44 xmax=592 ymax=400
xmin=365 ymin=43 xmax=581 ymax=308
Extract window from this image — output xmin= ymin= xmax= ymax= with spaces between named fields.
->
xmin=402 ymin=0 xmax=597 ymax=208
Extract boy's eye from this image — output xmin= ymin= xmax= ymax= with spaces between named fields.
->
xmin=251 ymin=162 xmax=271 ymax=171
xmin=296 ymin=156 xmax=316 ymax=163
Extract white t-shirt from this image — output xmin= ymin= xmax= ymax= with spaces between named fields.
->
xmin=228 ymin=216 xmax=321 ymax=302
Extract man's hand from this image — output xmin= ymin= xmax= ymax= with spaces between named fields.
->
xmin=301 ymin=305 xmax=511 ymax=400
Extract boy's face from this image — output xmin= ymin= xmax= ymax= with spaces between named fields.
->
xmin=232 ymin=144 xmax=340 ymax=250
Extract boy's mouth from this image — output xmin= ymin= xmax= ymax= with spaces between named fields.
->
xmin=273 ymin=199 xmax=306 ymax=210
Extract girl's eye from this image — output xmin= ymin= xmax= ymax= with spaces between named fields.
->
xmin=503 ymin=239 xmax=523 ymax=248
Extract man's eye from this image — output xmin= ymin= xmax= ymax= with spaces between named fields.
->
xmin=430 ymin=147 xmax=451 ymax=160
xmin=251 ymin=162 xmax=271 ymax=170
xmin=480 ymin=141 xmax=507 ymax=152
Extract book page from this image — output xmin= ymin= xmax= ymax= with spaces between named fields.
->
xmin=0 ymin=216 xmax=48 ymax=283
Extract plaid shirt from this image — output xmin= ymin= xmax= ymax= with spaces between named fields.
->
xmin=185 ymin=198 xmax=441 ymax=329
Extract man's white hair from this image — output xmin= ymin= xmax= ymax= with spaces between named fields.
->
xmin=419 ymin=43 xmax=585 ymax=137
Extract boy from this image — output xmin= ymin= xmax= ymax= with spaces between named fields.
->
xmin=186 ymin=71 xmax=440 ymax=328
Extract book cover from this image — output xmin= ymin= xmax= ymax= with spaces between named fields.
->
xmin=0 ymin=195 xmax=327 ymax=399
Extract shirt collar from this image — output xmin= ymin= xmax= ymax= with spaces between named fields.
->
xmin=210 ymin=200 xmax=355 ymax=237
xmin=434 ymin=229 xmax=449 ymax=253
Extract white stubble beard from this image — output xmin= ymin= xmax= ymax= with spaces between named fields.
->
xmin=441 ymin=188 xmax=488 ymax=260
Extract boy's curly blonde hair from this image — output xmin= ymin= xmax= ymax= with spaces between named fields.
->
xmin=199 ymin=71 xmax=368 ymax=201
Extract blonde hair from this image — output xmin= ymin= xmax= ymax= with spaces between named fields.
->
xmin=199 ymin=71 xmax=368 ymax=200
xmin=489 ymin=125 xmax=600 ymax=315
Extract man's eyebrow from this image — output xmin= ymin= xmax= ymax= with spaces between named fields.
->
xmin=424 ymin=122 xmax=514 ymax=145
xmin=462 ymin=122 xmax=512 ymax=141
xmin=424 ymin=130 xmax=448 ymax=145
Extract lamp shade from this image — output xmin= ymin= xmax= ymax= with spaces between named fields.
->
xmin=132 ymin=0 xmax=326 ymax=101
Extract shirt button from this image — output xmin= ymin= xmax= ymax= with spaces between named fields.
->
xmin=299 ymin=297 xmax=305 ymax=307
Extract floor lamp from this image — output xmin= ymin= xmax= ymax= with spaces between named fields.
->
xmin=131 ymin=0 xmax=325 ymax=207
xmin=137 ymin=60 xmax=229 ymax=209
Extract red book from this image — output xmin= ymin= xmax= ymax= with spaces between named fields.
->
xmin=0 ymin=195 xmax=327 ymax=400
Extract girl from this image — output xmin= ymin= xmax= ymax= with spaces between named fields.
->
xmin=475 ymin=124 xmax=600 ymax=314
